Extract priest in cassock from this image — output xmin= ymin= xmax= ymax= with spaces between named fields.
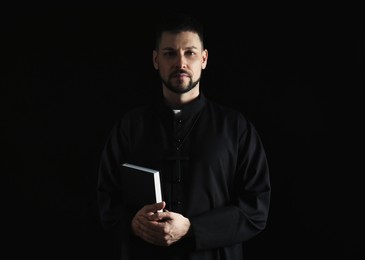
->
xmin=97 ymin=12 xmax=271 ymax=260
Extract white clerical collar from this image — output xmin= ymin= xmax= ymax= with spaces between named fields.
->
xmin=172 ymin=109 xmax=182 ymax=117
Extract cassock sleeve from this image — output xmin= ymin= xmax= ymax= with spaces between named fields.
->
xmin=97 ymin=118 xmax=135 ymax=249
xmin=189 ymin=120 xmax=271 ymax=250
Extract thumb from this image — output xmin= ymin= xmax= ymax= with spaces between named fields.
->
xmin=156 ymin=201 xmax=166 ymax=212
xmin=142 ymin=201 xmax=166 ymax=213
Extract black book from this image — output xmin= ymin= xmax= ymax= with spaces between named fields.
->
xmin=121 ymin=163 xmax=162 ymax=211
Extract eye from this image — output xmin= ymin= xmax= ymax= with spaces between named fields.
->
xmin=164 ymin=51 xmax=176 ymax=57
xmin=186 ymin=51 xmax=195 ymax=56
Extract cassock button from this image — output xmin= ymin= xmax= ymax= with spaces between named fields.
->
xmin=176 ymin=201 xmax=181 ymax=205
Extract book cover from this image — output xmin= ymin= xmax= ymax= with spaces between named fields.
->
xmin=121 ymin=163 xmax=162 ymax=211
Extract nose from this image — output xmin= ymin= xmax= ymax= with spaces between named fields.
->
xmin=175 ymin=52 xmax=187 ymax=69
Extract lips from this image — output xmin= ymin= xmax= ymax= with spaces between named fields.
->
xmin=173 ymin=73 xmax=189 ymax=78
xmin=171 ymin=71 xmax=190 ymax=79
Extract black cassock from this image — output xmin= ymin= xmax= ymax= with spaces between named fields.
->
xmin=97 ymin=92 xmax=271 ymax=260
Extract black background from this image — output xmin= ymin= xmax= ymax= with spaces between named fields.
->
xmin=2 ymin=8 xmax=363 ymax=259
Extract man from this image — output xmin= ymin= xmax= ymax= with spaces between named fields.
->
xmin=97 ymin=12 xmax=271 ymax=259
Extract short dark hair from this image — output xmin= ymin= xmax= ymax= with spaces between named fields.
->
xmin=154 ymin=12 xmax=204 ymax=50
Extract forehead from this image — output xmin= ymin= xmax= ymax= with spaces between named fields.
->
xmin=159 ymin=31 xmax=203 ymax=50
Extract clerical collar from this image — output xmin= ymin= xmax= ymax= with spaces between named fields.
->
xmin=158 ymin=92 xmax=206 ymax=121
xmin=172 ymin=109 xmax=182 ymax=117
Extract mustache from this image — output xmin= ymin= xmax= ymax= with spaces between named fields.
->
xmin=171 ymin=69 xmax=191 ymax=77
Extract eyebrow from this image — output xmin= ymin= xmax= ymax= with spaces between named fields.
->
xmin=161 ymin=46 xmax=199 ymax=51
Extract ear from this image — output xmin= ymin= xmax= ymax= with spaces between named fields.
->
xmin=201 ymin=49 xmax=208 ymax=70
xmin=153 ymin=50 xmax=158 ymax=70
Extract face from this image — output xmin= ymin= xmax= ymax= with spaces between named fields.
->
xmin=153 ymin=31 xmax=208 ymax=95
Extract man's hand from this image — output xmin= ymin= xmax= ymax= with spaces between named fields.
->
xmin=131 ymin=201 xmax=191 ymax=246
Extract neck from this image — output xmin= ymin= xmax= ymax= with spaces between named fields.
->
xmin=163 ymin=87 xmax=200 ymax=109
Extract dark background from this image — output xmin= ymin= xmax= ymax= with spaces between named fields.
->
xmin=2 ymin=9 xmax=363 ymax=259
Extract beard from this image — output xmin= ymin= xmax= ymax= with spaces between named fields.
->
xmin=160 ymin=70 xmax=200 ymax=94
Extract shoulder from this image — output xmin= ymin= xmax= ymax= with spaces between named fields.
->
xmin=205 ymin=98 xmax=250 ymax=127
xmin=123 ymin=104 xmax=151 ymax=117
xmin=122 ymin=103 xmax=154 ymax=120
xmin=111 ymin=104 xmax=156 ymax=131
